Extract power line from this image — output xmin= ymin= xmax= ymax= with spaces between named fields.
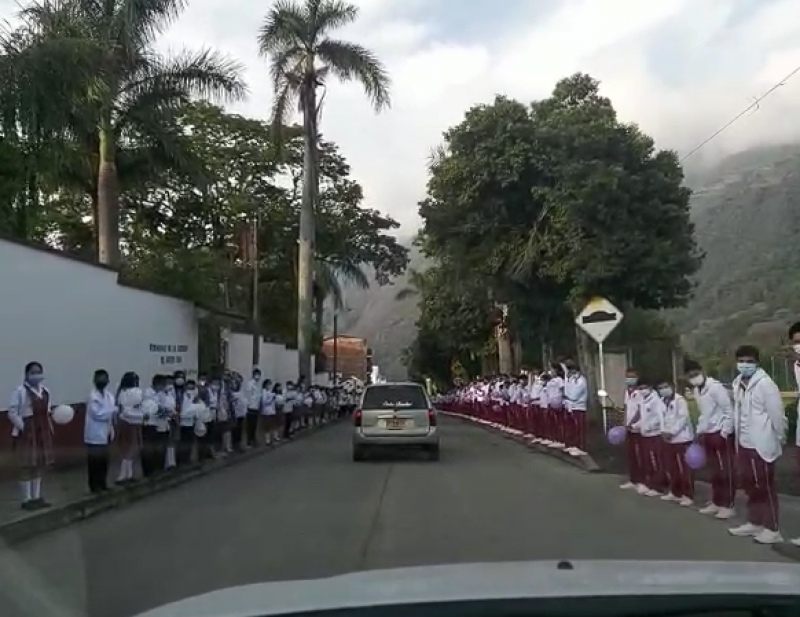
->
xmin=680 ymin=63 xmax=800 ymax=162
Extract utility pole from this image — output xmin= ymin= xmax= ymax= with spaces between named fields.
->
xmin=332 ymin=308 xmax=338 ymax=388
xmin=251 ymin=211 xmax=260 ymax=367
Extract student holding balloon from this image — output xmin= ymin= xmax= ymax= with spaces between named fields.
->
xmin=684 ymin=359 xmax=736 ymax=520
xmin=635 ymin=377 xmax=668 ymax=497
xmin=655 ymin=378 xmax=695 ymax=507
xmin=619 ymin=368 xmax=644 ymax=492
xmin=7 ymin=362 xmax=74 ymax=509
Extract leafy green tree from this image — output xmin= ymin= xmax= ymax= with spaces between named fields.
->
xmin=418 ymin=73 xmax=702 ymax=380
xmin=7 ymin=0 xmax=246 ymax=266
xmin=258 ymin=0 xmax=391 ymax=381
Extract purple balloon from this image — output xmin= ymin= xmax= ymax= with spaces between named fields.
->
xmin=684 ymin=443 xmax=706 ymax=470
xmin=607 ymin=425 xmax=626 ymax=445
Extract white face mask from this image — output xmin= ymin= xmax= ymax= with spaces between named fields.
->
xmin=688 ymin=375 xmax=704 ymax=387
xmin=793 ymin=344 xmax=800 ymax=355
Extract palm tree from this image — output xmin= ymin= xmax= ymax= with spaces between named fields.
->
xmin=258 ymin=0 xmax=391 ymax=382
xmin=10 ymin=0 xmax=247 ymax=266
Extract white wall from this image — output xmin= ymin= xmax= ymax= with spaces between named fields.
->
xmin=0 ymin=240 xmax=199 ymax=407
xmin=225 ymin=331 xmax=314 ymax=384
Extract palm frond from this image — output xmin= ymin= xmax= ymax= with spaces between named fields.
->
xmin=311 ymin=0 xmax=358 ymax=41
xmin=257 ymin=0 xmax=308 ymax=55
xmin=315 ymin=39 xmax=390 ymax=110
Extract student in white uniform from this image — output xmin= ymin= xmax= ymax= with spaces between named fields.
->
xmin=284 ymin=382 xmax=297 ymax=438
xmin=656 ymin=378 xmax=695 ymax=506
xmin=636 ymin=377 xmax=667 ymax=497
xmin=245 ymin=368 xmax=262 ymax=448
xmin=728 ymin=345 xmax=786 ymax=544
xmin=620 ymin=368 xmax=644 ymax=491
xmin=545 ymin=365 xmax=565 ymax=449
xmin=260 ymin=379 xmax=277 ymax=445
xmin=563 ymin=360 xmax=589 ymax=456
xmin=684 ymin=359 xmax=735 ymax=519
xmin=85 ymin=369 xmax=116 ymax=494
xmin=115 ymin=371 xmax=144 ymax=485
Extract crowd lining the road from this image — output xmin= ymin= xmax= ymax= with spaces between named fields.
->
xmin=440 ymin=327 xmax=800 ymax=548
xmin=4 ymin=364 xmax=362 ymax=512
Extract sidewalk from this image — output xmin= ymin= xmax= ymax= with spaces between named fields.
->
xmin=443 ymin=410 xmax=800 ymax=562
xmin=0 ymin=421 xmax=335 ymax=545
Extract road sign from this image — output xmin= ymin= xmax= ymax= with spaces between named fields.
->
xmin=576 ymin=297 xmax=623 ymax=344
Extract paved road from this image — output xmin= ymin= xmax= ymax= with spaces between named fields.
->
xmin=0 ymin=417 xmax=789 ymax=617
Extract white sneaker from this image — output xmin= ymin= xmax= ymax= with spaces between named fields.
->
xmin=566 ymin=447 xmax=581 ymax=456
xmin=644 ymin=489 xmax=662 ymax=497
xmin=552 ymin=442 xmax=565 ymax=450
xmin=715 ymin=507 xmax=736 ymax=520
xmin=789 ymin=537 xmax=800 ymax=547
xmin=547 ymin=442 xmax=560 ymax=448
xmin=636 ymin=484 xmax=649 ymax=494
xmin=660 ymin=493 xmax=678 ymax=502
xmin=753 ymin=528 xmax=783 ymax=544
xmin=698 ymin=503 xmax=719 ymax=515
xmin=678 ymin=497 xmax=694 ymax=507
xmin=729 ymin=523 xmax=763 ymax=537
xmin=619 ymin=482 xmax=635 ymax=490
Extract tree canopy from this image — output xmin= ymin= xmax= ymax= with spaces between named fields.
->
xmin=408 ymin=73 xmax=702 ymax=385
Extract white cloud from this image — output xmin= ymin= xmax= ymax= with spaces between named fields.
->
xmin=3 ymin=0 xmax=800 ymax=233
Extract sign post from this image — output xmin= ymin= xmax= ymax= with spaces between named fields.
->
xmin=575 ymin=297 xmax=624 ymax=435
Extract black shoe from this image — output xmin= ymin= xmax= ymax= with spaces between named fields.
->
xmin=31 ymin=498 xmax=51 ymax=509
xmin=21 ymin=500 xmax=36 ymax=511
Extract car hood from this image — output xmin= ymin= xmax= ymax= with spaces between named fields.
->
xmin=133 ymin=560 xmax=800 ymax=617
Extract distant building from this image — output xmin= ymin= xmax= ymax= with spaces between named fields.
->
xmin=321 ymin=335 xmax=372 ymax=382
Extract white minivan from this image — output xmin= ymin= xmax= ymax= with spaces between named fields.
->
xmin=352 ymin=382 xmax=439 ymax=461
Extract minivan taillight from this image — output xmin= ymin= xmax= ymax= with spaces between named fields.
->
xmin=354 ymin=409 xmax=362 ymax=427
xmin=428 ymin=408 xmax=436 ymax=427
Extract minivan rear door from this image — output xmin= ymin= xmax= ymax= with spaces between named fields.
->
xmin=360 ymin=384 xmax=431 ymax=437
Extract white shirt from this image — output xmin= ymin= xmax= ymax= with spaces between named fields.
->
xmin=660 ymin=394 xmax=694 ymax=444
xmin=84 ymin=388 xmax=116 ymax=445
xmin=545 ymin=377 xmax=564 ymax=408
xmin=693 ymin=377 xmax=733 ymax=437
xmin=564 ymin=373 xmax=588 ymax=412
xmin=638 ymin=390 xmax=663 ymax=437
xmin=624 ymin=389 xmax=640 ymax=429
xmin=733 ymin=368 xmax=786 ymax=463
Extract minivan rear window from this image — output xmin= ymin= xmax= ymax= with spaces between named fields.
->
xmin=362 ymin=385 xmax=428 ymax=409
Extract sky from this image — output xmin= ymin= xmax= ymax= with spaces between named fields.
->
xmin=5 ymin=0 xmax=800 ymax=232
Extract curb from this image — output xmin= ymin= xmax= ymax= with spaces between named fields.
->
xmin=440 ymin=411 xmax=601 ymax=473
xmin=0 ymin=421 xmax=338 ymax=547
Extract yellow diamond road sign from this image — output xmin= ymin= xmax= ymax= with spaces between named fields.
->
xmin=576 ymin=297 xmax=624 ymax=343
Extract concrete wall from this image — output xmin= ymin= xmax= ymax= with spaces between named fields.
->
xmin=224 ymin=332 xmax=315 ymax=385
xmin=0 ymin=239 xmax=199 ymax=408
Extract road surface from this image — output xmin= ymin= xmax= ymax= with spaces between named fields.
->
xmin=0 ymin=417 xmax=788 ymax=617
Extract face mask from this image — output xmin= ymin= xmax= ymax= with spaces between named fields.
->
xmin=639 ymin=387 xmax=652 ymax=396
xmin=737 ymin=362 xmax=757 ymax=378
xmin=199 ymin=379 xmax=207 ymax=386
xmin=175 ymin=378 xmax=185 ymax=386
xmin=688 ymin=375 xmax=704 ymax=387
xmin=658 ymin=387 xmax=673 ymax=398
xmin=625 ymin=377 xmax=638 ymax=387
xmin=793 ymin=344 xmax=800 ymax=355
xmin=253 ymin=374 xmax=262 ymax=381
xmin=26 ymin=373 xmax=44 ymax=385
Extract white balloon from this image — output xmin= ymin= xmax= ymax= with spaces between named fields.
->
xmin=274 ymin=395 xmax=285 ymax=406
xmin=51 ymin=404 xmax=74 ymax=425
xmin=304 ymin=397 xmax=313 ymax=407
xmin=141 ymin=399 xmax=159 ymax=416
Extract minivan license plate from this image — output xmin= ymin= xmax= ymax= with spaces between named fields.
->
xmin=386 ymin=418 xmax=405 ymax=429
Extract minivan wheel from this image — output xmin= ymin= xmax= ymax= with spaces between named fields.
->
xmin=427 ymin=445 xmax=440 ymax=461
xmin=353 ymin=446 xmax=366 ymax=462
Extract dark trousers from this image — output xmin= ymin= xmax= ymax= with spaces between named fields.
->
xmin=86 ymin=444 xmax=109 ymax=493
xmin=199 ymin=421 xmax=216 ymax=459
xmin=177 ymin=426 xmax=195 ymax=466
xmin=141 ymin=427 xmax=168 ymax=477
xmin=246 ymin=410 xmax=259 ymax=446
xmin=283 ymin=412 xmax=293 ymax=439
xmin=232 ymin=417 xmax=245 ymax=450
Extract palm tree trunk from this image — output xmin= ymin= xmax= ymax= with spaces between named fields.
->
xmin=297 ymin=84 xmax=319 ymax=382
xmin=314 ymin=289 xmax=324 ymax=339
xmin=96 ymin=113 xmax=120 ymax=266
